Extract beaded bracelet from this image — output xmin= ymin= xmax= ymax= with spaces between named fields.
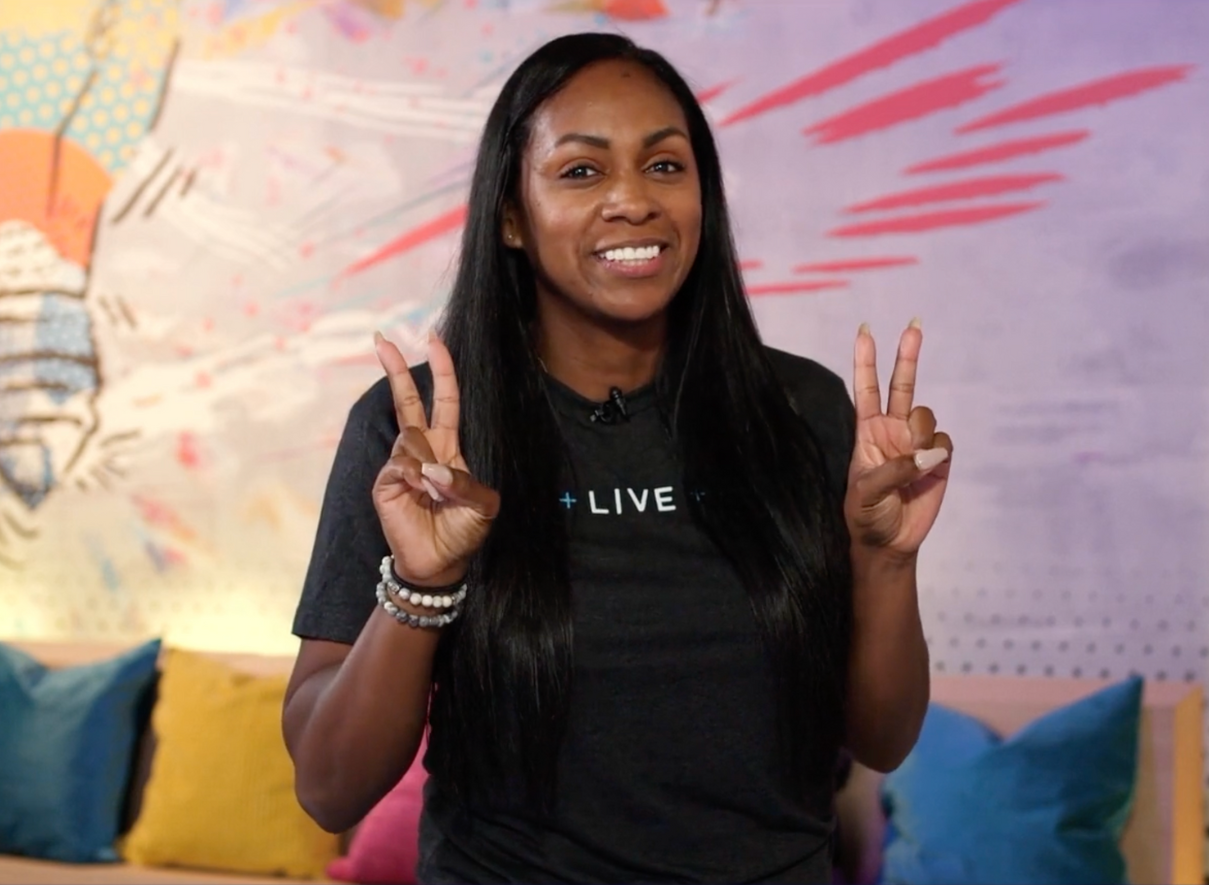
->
xmin=378 ymin=555 xmax=467 ymax=611
xmin=376 ymin=581 xmax=461 ymax=629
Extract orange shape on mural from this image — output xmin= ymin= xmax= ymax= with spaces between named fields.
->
xmin=0 ymin=130 xmax=112 ymax=268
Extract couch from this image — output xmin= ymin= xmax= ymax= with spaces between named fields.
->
xmin=0 ymin=640 xmax=1203 ymax=885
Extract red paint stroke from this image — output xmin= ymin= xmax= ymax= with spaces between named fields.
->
xmin=738 ymin=259 xmax=764 ymax=271
xmin=719 ymin=0 xmax=1023 ymax=127
xmin=905 ymin=130 xmax=1089 ymax=173
xmin=696 ymin=79 xmax=738 ymax=105
xmin=132 ymin=495 xmax=198 ymax=544
xmin=805 ymin=65 xmax=1004 ymax=144
xmin=603 ymin=0 xmax=669 ymax=20
xmin=829 ymin=202 xmax=1044 ymax=237
xmin=958 ymin=65 xmax=1194 ymax=133
xmin=846 ymin=172 xmax=1062 ymax=213
xmin=176 ymin=431 xmax=202 ymax=469
xmin=747 ymin=279 xmax=850 ymax=296
xmin=793 ymin=257 xmax=918 ymax=273
xmin=340 ymin=204 xmax=468 ymax=278
xmin=143 ymin=539 xmax=185 ymax=573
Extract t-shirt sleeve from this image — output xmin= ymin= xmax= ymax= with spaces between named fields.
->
xmin=292 ymin=378 xmax=397 ymax=645
xmin=768 ymin=349 xmax=856 ymax=504
xmin=807 ymin=368 xmax=856 ymax=505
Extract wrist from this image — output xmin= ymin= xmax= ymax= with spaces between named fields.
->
xmin=851 ymin=545 xmax=918 ymax=582
xmin=388 ymin=555 xmax=467 ymax=590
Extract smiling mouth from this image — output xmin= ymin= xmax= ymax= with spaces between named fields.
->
xmin=592 ymin=244 xmax=669 ymax=279
xmin=596 ymin=244 xmax=665 ymax=264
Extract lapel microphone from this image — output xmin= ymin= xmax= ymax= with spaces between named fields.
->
xmin=590 ymin=387 xmax=630 ymax=425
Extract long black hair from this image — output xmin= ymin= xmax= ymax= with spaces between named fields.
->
xmin=430 ymin=32 xmax=852 ymax=808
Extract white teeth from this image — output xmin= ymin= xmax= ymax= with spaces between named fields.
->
xmin=602 ymin=245 xmax=661 ymax=262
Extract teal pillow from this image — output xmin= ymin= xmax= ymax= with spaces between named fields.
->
xmin=0 ymin=638 xmax=161 ymax=863
xmin=880 ymin=675 xmax=1143 ymax=885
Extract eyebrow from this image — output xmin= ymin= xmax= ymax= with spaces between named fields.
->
xmin=553 ymin=126 xmax=689 ymax=150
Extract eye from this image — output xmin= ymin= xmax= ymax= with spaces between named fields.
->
xmin=647 ymin=159 xmax=685 ymax=175
xmin=560 ymin=164 xmax=600 ymax=180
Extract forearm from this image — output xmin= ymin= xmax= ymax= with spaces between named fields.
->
xmin=284 ymin=609 xmax=440 ymax=832
xmin=844 ymin=552 xmax=930 ymax=772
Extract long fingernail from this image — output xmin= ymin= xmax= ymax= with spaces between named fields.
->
xmin=914 ymin=447 xmax=949 ymax=472
xmin=421 ymin=462 xmax=454 ymax=486
xmin=858 ymin=322 xmax=871 ymax=337
xmin=421 ymin=477 xmax=445 ymax=503
xmin=909 ymin=316 xmax=922 ymax=330
xmin=374 ymin=330 xmax=385 ymax=346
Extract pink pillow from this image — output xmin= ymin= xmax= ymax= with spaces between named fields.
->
xmin=327 ymin=743 xmax=428 ymax=885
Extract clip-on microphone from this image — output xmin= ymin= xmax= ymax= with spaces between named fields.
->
xmin=590 ymin=387 xmax=630 ymax=425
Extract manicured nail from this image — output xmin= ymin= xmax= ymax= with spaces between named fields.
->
xmin=421 ymin=477 xmax=445 ymax=503
xmin=858 ymin=322 xmax=871 ymax=337
xmin=914 ymin=447 xmax=949 ymax=472
xmin=909 ymin=316 xmax=922 ymax=330
xmin=374 ymin=330 xmax=385 ymax=346
xmin=421 ymin=462 xmax=454 ymax=487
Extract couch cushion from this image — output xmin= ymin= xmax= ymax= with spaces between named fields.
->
xmin=119 ymin=649 xmax=339 ymax=880
xmin=0 ymin=638 xmax=160 ymax=863
xmin=880 ymin=675 xmax=1143 ymax=885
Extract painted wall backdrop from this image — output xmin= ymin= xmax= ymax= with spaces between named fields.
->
xmin=1 ymin=0 xmax=1206 ymax=823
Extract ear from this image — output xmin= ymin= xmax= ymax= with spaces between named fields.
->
xmin=501 ymin=206 xmax=524 ymax=249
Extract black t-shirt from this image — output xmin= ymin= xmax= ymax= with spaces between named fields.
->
xmin=292 ymin=346 xmax=856 ymax=884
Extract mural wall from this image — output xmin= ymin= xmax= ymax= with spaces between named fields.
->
xmin=1 ymin=0 xmax=1206 ymax=798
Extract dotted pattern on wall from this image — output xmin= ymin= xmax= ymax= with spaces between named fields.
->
xmin=923 ymin=571 xmax=1204 ymax=685
xmin=0 ymin=0 xmax=178 ymax=174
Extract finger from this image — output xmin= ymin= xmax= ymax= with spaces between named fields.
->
xmin=855 ymin=444 xmax=952 ymax=504
xmin=932 ymin=430 xmax=953 ymax=458
xmin=375 ymin=331 xmax=428 ymax=432
xmin=853 ymin=323 xmax=882 ymax=421
xmin=427 ymin=330 xmax=460 ymax=446
xmin=886 ymin=318 xmax=922 ymax=420
xmin=420 ymin=462 xmax=501 ymax=520
xmin=395 ymin=426 xmax=438 ymax=465
xmin=929 ymin=431 xmax=954 ymax=479
xmin=907 ymin=406 xmax=937 ymax=451
xmin=421 ymin=477 xmax=445 ymax=503
xmin=375 ymin=454 xmax=428 ymax=498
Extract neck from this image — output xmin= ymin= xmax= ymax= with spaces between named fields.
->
xmin=534 ymin=301 xmax=666 ymax=403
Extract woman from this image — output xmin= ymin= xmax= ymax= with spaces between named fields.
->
xmin=284 ymin=32 xmax=952 ymax=884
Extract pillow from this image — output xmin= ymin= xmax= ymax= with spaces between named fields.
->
xmin=327 ymin=738 xmax=428 ymax=885
xmin=120 ymin=648 xmax=340 ymax=879
xmin=880 ymin=675 xmax=1143 ymax=885
xmin=0 ymin=638 xmax=161 ymax=863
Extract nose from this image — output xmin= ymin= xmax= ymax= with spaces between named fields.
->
xmin=600 ymin=169 xmax=659 ymax=225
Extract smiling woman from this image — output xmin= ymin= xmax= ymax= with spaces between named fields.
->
xmin=283 ymin=32 xmax=952 ymax=885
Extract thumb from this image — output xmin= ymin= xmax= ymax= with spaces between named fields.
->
xmin=420 ymin=462 xmax=501 ymax=520
xmin=857 ymin=447 xmax=949 ymax=503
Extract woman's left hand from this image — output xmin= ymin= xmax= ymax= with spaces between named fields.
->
xmin=845 ymin=319 xmax=953 ymax=559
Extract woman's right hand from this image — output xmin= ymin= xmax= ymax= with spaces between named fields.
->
xmin=371 ymin=330 xmax=500 ymax=587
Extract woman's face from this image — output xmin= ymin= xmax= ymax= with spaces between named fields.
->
xmin=506 ymin=59 xmax=703 ymax=328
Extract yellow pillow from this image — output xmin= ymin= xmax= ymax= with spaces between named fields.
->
xmin=121 ymin=648 xmax=339 ymax=879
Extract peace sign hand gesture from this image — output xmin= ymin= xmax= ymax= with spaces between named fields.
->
xmin=371 ymin=332 xmax=500 ymax=587
xmin=844 ymin=320 xmax=953 ymax=560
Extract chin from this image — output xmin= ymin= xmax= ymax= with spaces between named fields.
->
xmin=592 ymin=296 xmax=674 ymax=327
xmin=588 ymin=281 xmax=679 ymax=325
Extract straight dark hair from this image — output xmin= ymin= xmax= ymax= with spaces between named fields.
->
xmin=430 ymin=32 xmax=852 ymax=807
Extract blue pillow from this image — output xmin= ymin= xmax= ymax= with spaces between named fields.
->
xmin=0 ymin=638 xmax=161 ymax=863
xmin=880 ymin=675 xmax=1143 ymax=885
